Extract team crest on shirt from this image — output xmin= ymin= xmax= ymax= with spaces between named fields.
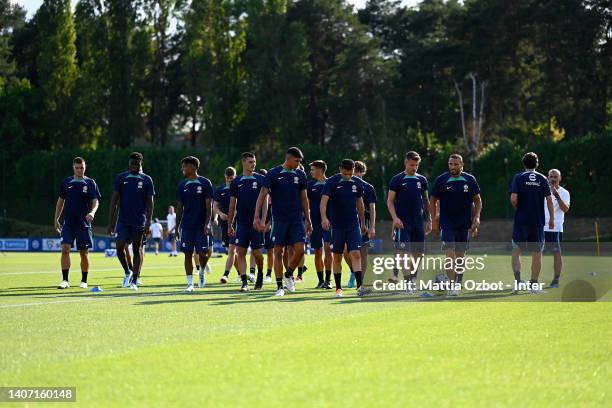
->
xmin=138 ymin=181 xmax=143 ymax=189
xmin=294 ymin=176 xmax=299 ymax=184
xmin=529 ymin=173 xmax=537 ymax=182
xmin=197 ymin=186 xmax=203 ymax=193
xmin=400 ymin=242 xmax=406 ymax=248
xmin=252 ymin=181 xmax=258 ymax=189
xmin=83 ymin=186 xmax=88 ymax=193
xmin=464 ymin=184 xmax=469 ymax=192
xmin=352 ymin=185 xmax=357 ymax=192
xmin=417 ymin=181 xmax=422 ymax=189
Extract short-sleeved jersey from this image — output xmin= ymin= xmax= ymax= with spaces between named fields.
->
xmin=214 ymin=184 xmax=231 ymax=215
xmin=358 ymin=178 xmax=377 ymax=223
xmin=230 ymin=173 xmax=265 ymax=225
xmin=322 ymin=174 xmax=364 ymax=229
xmin=176 ymin=176 xmax=213 ymax=230
xmin=113 ymin=171 xmax=155 ymax=226
xmin=59 ymin=176 xmax=101 ymax=228
xmin=432 ymin=171 xmax=480 ymax=230
xmin=510 ymin=170 xmax=551 ymax=227
xmin=307 ymin=180 xmax=328 ymax=224
xmin=262 ymin=165 xmax=308 ymax=222
xmin=388 ymin=172 xmax=428 ymax=227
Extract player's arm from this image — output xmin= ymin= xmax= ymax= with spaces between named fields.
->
xmin=422 ymin=190 xmax=432 ymax=235
xmin=54 ymin=198 xmax=65 ymax=233
xmin=471 ymin=194 xmax=482 ymax=234
xmin=386 ymin=190 xmax=404 ymax=229
xmin=175 ymin=201 xmax=183 ymax=240
xmin=264 ymin=196 xmax=272 ymax=232
xmin=205 ymin=198 xmax=213 ymax=234
xmin=145 ymin=195 xmax=154 ymax=234
xmin=253 ymin=187 xmax=269 ymax=231
xmin=546 ymin=195 xmax=555 ymax=229
xmin=320 ymin=195 xmax=331 ymax=231
xmin=368 ymin=202 xmax=376 ymax=239
xmin=213 ymin=201 xmax=227 ymax=221
xmin=552 ymin=186 xmax=570 ymax=212
xmin=261 ymin=195 xmax=269 ymax=229
xmin=429 ymin=195 xmax=440 ymax=234
xmin=87 ymin=198 xmax=99 ymax=222
xmin=510 ymin=193 xmax=518 ymax=208
xmin=357 ymin=197 xmax=366 ymax=236
xmin=227 ymin=197 xmax=237 ymax=236
xmin=107 ymin=191 xmax=120 ymax=235
xmin=300 ymin=189 xmax=312 ymax=236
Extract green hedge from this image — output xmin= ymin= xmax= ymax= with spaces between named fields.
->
xmin=1 ymin=133 xmax=610 ymax=226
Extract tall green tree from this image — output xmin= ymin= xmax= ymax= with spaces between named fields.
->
xmin=35 ymin=0 xmax=78 ymax=148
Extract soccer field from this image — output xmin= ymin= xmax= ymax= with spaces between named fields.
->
xmin=1 ymin=252 xmax=610 ymax=407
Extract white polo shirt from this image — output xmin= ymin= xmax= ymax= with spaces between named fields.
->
xmin=544 ymin=185 xmax=570 ymax=232
xmin=167 ymin=213 xmax=176 ymax=233
xmin=150 ymin=222 xmax=163 ymax=238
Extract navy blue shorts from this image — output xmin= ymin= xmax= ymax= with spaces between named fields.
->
xmin=441 ymin=228 xmax=470 ymax=252
xmin=544 ymin=231 xmax=562 ymax=253
xmin=219 ymin=220 xmax=230 ymax=247
xmin=331 ymin=226 xmax=361 ymax=254
xmin=61 ymin=225 xmax=93 ymax=250
xmin=264 ymin=230 xmax=274 ymax=249
xmin=310 ymin=224 xmax=331 ymax=250
xmin=116 ymin=222 xmax=144 ymax=242
xmin=271 ymin=219 xmax=305 ymax=246
xmin=234 ymin=223 xmax=263 ymax=249
xmin=512 ymin=225 xmax=544 ymax=252
xmin=394 ymin=226 xmax=425 ymax=253
xmin=180 ymin=228 xmax=208 ymax=253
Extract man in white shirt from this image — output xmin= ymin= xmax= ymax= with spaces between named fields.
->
xmin=150 ymin=218 xmax=164 ymax=255
xmin=167 ymin=205 xmax=178 ymax=256
xmin=544 ymin=169 xmax=570 ymax=288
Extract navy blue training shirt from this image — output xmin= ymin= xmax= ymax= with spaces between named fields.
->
xmin=59 ymin=176 xmax=101 ymax=228
xmin=322 ymin=174 xmax=364 ymax=230
xmin=230 ymin=173 xmax=265 ymax=225
xmin=431 ymin=171 xmax=480 ymax=230
xmin=388 ymin=172 xmax=428 ymax=228
xmin=113 ymin=171 xmax=155 ymax=226
xmin=510 ymin=170 xmax=551 ymax=227
xmin=176 ymin=176 xmax=213 ymax=230
xmin=262 ymin=165 xmax=308 ymax=223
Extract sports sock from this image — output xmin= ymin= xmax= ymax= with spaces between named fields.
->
xmin=325 ymin=270 xmax=331 ymax=283
xmin=266 ymin=269 xmax=272 ymax=277
xmin=334 ymin=273 xmax=342 ymax=289
xmin=241 ymin=274 xmax=248 ymax=285
xmin=317 ymin=271 xmax=324 ymax=283
xmin=354 ymin=271 xmax=363 ymax=287
xmin=284 ymin=267 xmax=294 ymax=278
xmin=297 ymin=266 xmax=304 ymax=277
xmin=250 ymin=267 xmax=255 ymax=275
xmin=456 ymin=273 xmax=464 ymax=283
xmin=513 ymin=270 xmax=521 ymax=283
xmin=276 ymin=277 xmax=283 ymax=290
xmin=81 ymin=271 xmax=88 ymax=283
xmin=223 ymin=270 xmax=230 ymax=277
xmin=187 ymin=275 xmax=193 ymax=285
xmin=62 ymin=269 xmax=69 ymax=281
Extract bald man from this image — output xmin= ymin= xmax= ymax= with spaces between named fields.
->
xmin=544 ymin=169 xmax=570 ymax=288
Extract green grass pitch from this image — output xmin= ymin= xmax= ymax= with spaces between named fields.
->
xmin=1 ymin=252 xmax=610 ymax=407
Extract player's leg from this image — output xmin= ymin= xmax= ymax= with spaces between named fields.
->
xmin=323 ymin=241 xmax=333 ymax=289
xmin=265 ymin=247 xmax=274 ymax=283
xmin=221 ymin=244 xmax=237 ymax=283
xmin=236 ymin=245 xmax=249 ymax=292
xmin=251 ymin=229 xmax=265 ymax=289
xmin=78 ymin=249 xmax=89 ymax=288
xmin=314 ymin=247 xmax=324 ymax=287
xmin=296 ymin=249 xmax=307 ymax=283
xmin=184 ymin=250 xmax=195 ymax=292
xmin=273 ymin=245 xmax=285 ymax=295
xmin=527 ymin=227 xmax=545 ymax=293
xmin=511 ymin=225 xmax=527 ymax=291
xmin=129 ymin=230 xmax=145 ymax=290
xmin=344 ymin=249 xmax=355 ymax=288
xmin=197 ymin=248 xmax=207 ymax=288
xmin=331 ymin=242 xmax=344 ymax=297
xmin=59 ymin=242 xmax=71 ymax=289
xmin=249 ymin=251 xmax=256 ymax=281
